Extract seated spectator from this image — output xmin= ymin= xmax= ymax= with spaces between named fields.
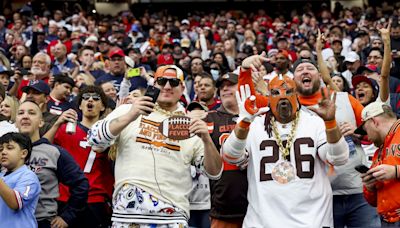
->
xmin=0 ymin=132 xmax=41 ymax=228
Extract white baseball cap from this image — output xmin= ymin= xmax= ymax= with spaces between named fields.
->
xmin=344 ymin=51 xmax=360 ymax=63
xmin=354 ymin=101 xmax=386 ymax=135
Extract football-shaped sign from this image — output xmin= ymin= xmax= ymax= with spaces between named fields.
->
xmin=159 ymin=116 xmax=194 ymax=140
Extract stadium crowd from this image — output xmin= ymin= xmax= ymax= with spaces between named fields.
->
xmin=0 ymin=1 xmax=400 ymax=227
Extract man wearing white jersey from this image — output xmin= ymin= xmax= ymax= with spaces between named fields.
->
xmin=222 ymin=55 xmax=349 ymax=228
xmin=88 ymin=65 xmax=222 ymax=227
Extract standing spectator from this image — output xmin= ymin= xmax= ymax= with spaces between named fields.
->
xmin=12 ymin=52 xmax=52 ymax=99
xmin=207 ymin=73 xmax=248 ymax=227
xmin=88 ymin=65 xmax=222 ymax=227
xmin=51 ymin=42 xmax=76 ymax=76
xmin=95 ymin=48 xmax=147 ymax=92
xmin=15 ymin=100 xmax=89 ymax=228
xmin=0 ymin=132 xmax=41 ymax=228
xmin=21 ymin=80 xmax=59 ymax=136
xmin=356 ymin=102 xmax=400 ymax=227
xmin=45 ymin=86 xmax=114 ymax=227
xmin=197 ymin=74 xmax=221 ymax=111
xmin=223 ymin=54 xmax=348 ymax=227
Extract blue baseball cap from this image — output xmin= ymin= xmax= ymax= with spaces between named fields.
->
xmin=0 ymin=65 xmax=12 ymax=76
xmin=22 ymin=80 xmax=50 ymax=95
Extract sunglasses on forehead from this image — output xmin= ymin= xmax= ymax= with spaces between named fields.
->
xmin=82 ymin=93 xmax=101 ymax=101
xmin=156 ymin=77 xmax=181 ymax=87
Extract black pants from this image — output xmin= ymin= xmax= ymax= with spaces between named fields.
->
xmin=58 ymin=201 xmax=112 ymax=228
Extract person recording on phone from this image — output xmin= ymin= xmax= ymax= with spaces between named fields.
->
xmin=354 ymin=102 xmax=400 ymax=226
xmin=94 ymin=48 xmax=147 ymax=93
xmin=88 ymin=65 xmax=222 ymax=227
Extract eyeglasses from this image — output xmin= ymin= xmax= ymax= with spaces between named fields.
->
xmin=156 ymin=77 xmax=181 ymax=87
xmin=82 ymin=93 xmax=101 ymax=101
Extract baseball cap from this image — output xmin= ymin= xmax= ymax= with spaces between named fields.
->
xmin=354 ymin=102 xmax=387 ymax=135
xmin=0 ymin=65 xmax=12 ymax=76
xmin=157 ymin=53 xmax=174 ymax=65
xmin=98 ymin=37 xmax=109 ymax=44
xmin=131 ymin=24 xmax=140 ymax=33
xmin=216 ymin=73 xmax=238 ymax=88
xmin=186 ymin=101 xmax=208 ymax=112
xmin=154 ymin=65 xmax=184 ymax=82
xmin=356 ymin=64 xmax=379 ymax=75
xmin=344 ymin=51 xmax=360 ymax=63
xmin=181 ymin=19 xmax=190 ymax=25
xmin=292 ymin=58 xmax=318 ymax=72
xmin=109 ymin=48 xmax=125 ymax=58
xmin=84 ymin=35 xmax=98 ymax=45
xmin=0 ymin=16 xmax=5 ymax=21
xmin=351 ymin=75 xmax=379 ymax=92
xmin=268 ymin=49 xmax=279 ymax=58
xmin=22 ymin=80 xmax=50 ymax=95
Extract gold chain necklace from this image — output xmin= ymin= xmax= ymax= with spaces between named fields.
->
xmin=270 ymin=112 xmax=300 ymax=160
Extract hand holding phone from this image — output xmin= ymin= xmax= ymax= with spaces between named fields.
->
xmin=126 ymin=68 xmax=141 ymax=78
xmin=144 ymin=86 xmax=160 ymax=104
xmin=355 ymin=164 xmax=369 ymax=174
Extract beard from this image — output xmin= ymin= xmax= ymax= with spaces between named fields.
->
xmin=296 ymin=79 xmax=321 ymax=96
xmin=31 ymin=67 xmax=46 ymax=77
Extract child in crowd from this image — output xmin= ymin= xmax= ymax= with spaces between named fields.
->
xmin=0 ymin=132 xmax=41 ymax=227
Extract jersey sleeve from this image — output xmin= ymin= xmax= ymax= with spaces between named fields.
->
xmin=56 ymin=147 xmax=89 ymax=225
xmin=315 ymin=117 xmax=349 ymax=166
xmin=13 ymin=170 xmax=40 ymax=210
xmin=87 ymin=104 xmax=132 ymax=151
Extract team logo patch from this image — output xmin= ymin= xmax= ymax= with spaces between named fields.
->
xmin=158 ymin=116 xmax=194 ymax=140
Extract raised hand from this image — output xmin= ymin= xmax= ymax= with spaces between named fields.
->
xmin=308 ymin=87 xmax=337 ymax=121
xmin=316 ymin=29 xmax=326 ymax=52
xmin=379 ymin=20 xmax=391 ymax=43
xmin=241 ymin=52 xmax=269 ymax=72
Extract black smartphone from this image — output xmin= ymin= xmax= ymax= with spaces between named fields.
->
xmin=355 ymin=164 xmax=369 ymax=174
xmin=144 ymin=86 xmax=160 ymax=104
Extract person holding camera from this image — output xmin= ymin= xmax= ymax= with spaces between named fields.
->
xmin=88 ymin=65 xmax=222 ymax=227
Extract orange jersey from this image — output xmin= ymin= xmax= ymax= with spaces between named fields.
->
xmin=363 ymin=119 xmax=400 ymax=223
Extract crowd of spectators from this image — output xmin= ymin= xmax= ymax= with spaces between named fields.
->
xmin=0 ymin=0 xmax=400 ymax=227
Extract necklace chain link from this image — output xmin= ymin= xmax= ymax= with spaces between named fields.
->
xmin=270 ymin=112 xmax=300 ymax=160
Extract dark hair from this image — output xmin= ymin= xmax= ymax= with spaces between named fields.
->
xmin=211 ymin=52 xmax=230 ymax=73
xmin=198 ymin=72 xmax=216 ymax=87
xmin=53 ymin=74 xmax=75 ymax=88
xmin=368 ymin=47 xmax=384 ymax=57
xmin=331 ymin=73 xmax=351 ymax=93
xmin=77 ymin=85 xmax=108 ymax=116
xmin=0 ymin=132 xmax=32 ymax=162
xmin=0 ymin=83 xmax=5 ymax=101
